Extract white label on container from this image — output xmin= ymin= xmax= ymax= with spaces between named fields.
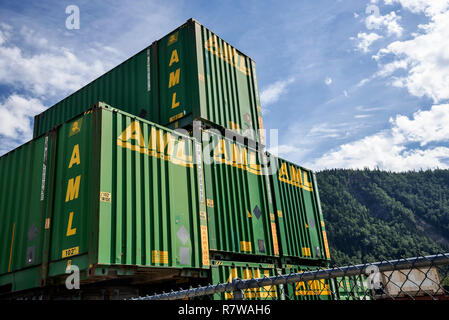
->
xmin=147 ymin=48 xmax=151 ymax=91
xmin=40 ymin=136 xmax=49 ymax=201
xmin=196 ymin=142 xmax=205 ymax=203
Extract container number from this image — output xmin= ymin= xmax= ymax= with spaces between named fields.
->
xmin=62 ymin=246 xmax=79 ymax=258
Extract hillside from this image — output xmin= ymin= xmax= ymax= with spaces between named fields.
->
xmin=316 ymin=169 xmax=449 ymax=265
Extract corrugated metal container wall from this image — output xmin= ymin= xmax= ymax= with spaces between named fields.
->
xmin=159 ymin=20 xmax=265 ymax=145
xmin=95 ymin=108 xmax=208 ymax=268
xmin=0 ymin=105 xmax=209 ymax=293
xmin=202 ymin=131 xmax=279 ymax=259
xmin=282 ymin=264 xmax=334 ymax=300
xmin=210 ymin=260 xmax=278 ymax=300
xmin=0 ymin=134 xmax=54 ymax=290
xmin=268 ymin=154 xmax=331 ymax=263
xmin=33 ymin=48 xmax=156 ymax=138
xmin=33 ymin=19 xmax=264 ymax=146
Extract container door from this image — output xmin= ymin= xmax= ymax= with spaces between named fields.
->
xmin=96 ymin=110 xmax=206 ymax=269
xmin=0 ymin=134 xmax=52 ymax=291
xmin=158 ymin=23 xmax=196 ymax=128
xmin=202 ymin=131 xmax=276 ymax=258
xmin=49 ymin=112 xmax=94 ymax=272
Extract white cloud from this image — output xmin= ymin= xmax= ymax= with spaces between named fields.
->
xmin=307 ymin=104 xmax=449 ymax=171
xmin=267 ymin=144 xmax=303 ymax=158
xmin=352 ymin=32 xmax=383 ymax=53
xmin=20 ymin=26 xmax=48 ymax=48
xmin=0 ymin=94 xmax=47 ymax=141
xmin=335 ymin=1 xmax=449 ymax=172
xmin=356 ymin=106 xmax=387 ymax=113
xmin=391 ymin=104 xmax=449 ymax=146
xmin=0 ymin=24 xmax=106 ymax=98
xmin=373 ymin=2 xmax=449 ymax=102
xmin=384 ymin=0 xmax=449 ymax=16
xmin=308 ymin=123 xmax=346 ymax=139
xmin=0 ymin=24 xmax=11 ymax=45
xmin=365 ymin=10 xmax=404 ymax=37
xmin=260 ymin=77 xmax=295 ymax=107
xmin=268 ymin=120 xmax=363 ymax=164
xmin=0 ymin=3 xmax=179 ymax=156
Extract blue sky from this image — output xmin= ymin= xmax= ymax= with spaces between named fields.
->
xmin=1 ymin=0 xmax=449 ymax=171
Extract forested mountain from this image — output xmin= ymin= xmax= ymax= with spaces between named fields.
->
xmin=316 ymin=169 xmax=449 ymax=265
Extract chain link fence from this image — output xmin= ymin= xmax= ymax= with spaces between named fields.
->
xmin=132 ymin=253 xmax=449 ymax=301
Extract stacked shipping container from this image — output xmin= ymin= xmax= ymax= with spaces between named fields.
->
xmin=33 ymin=19 xmax=265 ymax=145
xmin=202 ymin=130 xmax=278 ymax=260
xmin=269 ymin=155 xmax=331 ymax=264
xmin=0 ymin=19 xmax=333 ymax=298
xmin=1 ymin=105 xmax=209 ymax=292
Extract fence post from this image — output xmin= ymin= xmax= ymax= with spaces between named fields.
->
xmin=232 ymin=278 xmax=244 ymax=300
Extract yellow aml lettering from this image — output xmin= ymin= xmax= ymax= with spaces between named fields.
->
xmin=66 ymin=212 xmax=77 ymax=236
xmin=65 ymin=175 xmax=81 ymax=202
xmin=168 ymin=68 xmax=180 ymax=88
xmin=279 ymin=163 xmax=289 ymax=181
xmin=213 ymin=139 xmax=229 ymax=162
xmin=243 ymin=269 xmax=256 ymax=298
xmin=68 ymin=144 xmax=80 ymax=168
xmin=118 ymin=121 xmax=145 ymax=147
xmin=239 ymin=56 xmax=247 ymax=74
xmin=169 ymin=49 xmax=179 ymax=66
xmin=278 ymin=161 xmax=313 ymax=191
xmin=248 ymin=151 xmax=261 ymax=173
xmin=205 ymin=35 xmax=220 ymax=56
xmin=225 ymin=268 xmax=238 ymax=299
xmin=303 ymin=171 xmax=312 ymax=190
xmin=171 ymin=92 xmax=180 ymax=109
xmin=290 ymin=165 xmax=302 ymax=187
xmin=204 ymin=36 xmax=249 ymax=75
xmin=151 ymin=129 xmax=175 ymax=156
xmin=174 ymin=139 xmax=192 ymax=163
xmin=232 ymin=144 xmax=243 ymax=165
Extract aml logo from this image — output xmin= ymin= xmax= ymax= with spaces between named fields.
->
xmin=224 ymin=268 xmax=277 ymax=299
xmin=205 ymin=137 xmax=262 ymax=175
xmin=204 ymin=35 xmax=250 ymax=76
xmin=278 ymin=162 xmax=313 ymax=191
xmin=117 ymin=121 xmax=194 ymax=167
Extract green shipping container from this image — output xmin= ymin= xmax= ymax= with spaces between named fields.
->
xmin=202 ymin=130 xmax=279 ymax=259
xmin=33 ymin=48 xmax=157 ymax=139
xmin=269 ymin=154 xmax=331 ymax=264
xmin=334 ymin=275 xmax=372 ymax=300
xmin=210 ymin=260 xmax=278 ymax=300
xmin=0 ymin=103 xmax=209 ymax=294
xmin=33 ymin=19 xmax=265 ymax=145
xmin=282 ymin=264 xmax=333 ymax=301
